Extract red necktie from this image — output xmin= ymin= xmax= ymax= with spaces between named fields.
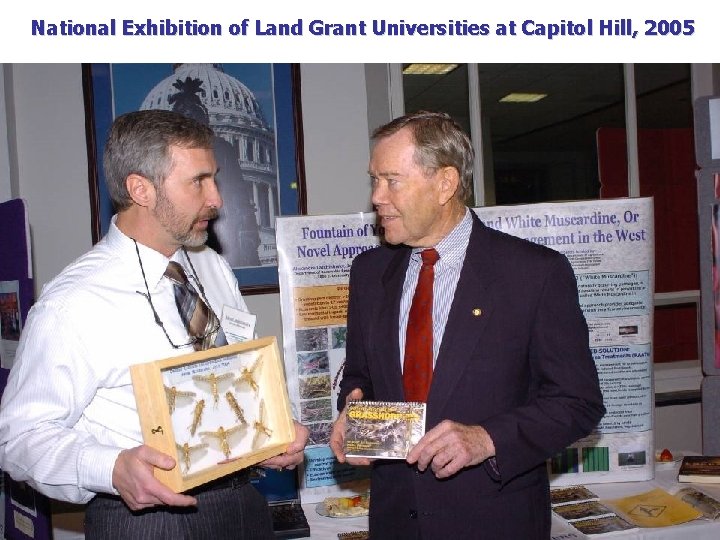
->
xmin=403 ymin=248 xmax=440 ymax=402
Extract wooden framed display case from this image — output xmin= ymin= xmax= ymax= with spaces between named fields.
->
xmin=130 ymin=336 xmax=294 ymax=492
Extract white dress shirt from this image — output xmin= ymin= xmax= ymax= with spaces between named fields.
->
xmin=0 ymin=217 xmax=247 ymax=503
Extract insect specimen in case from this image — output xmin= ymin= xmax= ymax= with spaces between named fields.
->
xmin=252 ymin=399 xmax=273 ymax=450
xmin=199 ymin=424 xmax=246 ymax=460
xmin=193 ymin=372 xmax=234 ymax=408
xmin=235 ymin=356 xmax=263 ymax=395
xmin=189 ymin=399 xmax=206 ymax=436
xmin=225 ymin=391 xmax=248 ymax=425
xmin=164 ymin=385 xmax=197 ymax=415
xmin=130 ymin=337 xmax=294 ymax=492
xmin=176 ymin=441 xmax=209 ymax=474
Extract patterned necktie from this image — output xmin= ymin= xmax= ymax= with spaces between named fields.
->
xmin=164 ymin=261 xmax=220 ymax=351
xmin=403 ymin=248 xmax=440 ymax=402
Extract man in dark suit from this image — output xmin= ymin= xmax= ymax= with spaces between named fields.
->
xmin=329 ymin=111 xmax=605 ymax=539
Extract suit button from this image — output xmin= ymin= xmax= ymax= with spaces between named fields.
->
xmin=409 ymin=510 xmax=417 ymax=519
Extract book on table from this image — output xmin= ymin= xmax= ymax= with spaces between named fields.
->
xmin=344 ymin=401 xmax=426 ymax=459
xmin=677 ymin=455 xmax=720 ymax=483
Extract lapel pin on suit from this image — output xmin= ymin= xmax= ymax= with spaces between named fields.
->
xmin=472 ymin=308 xmax=482 ymax=316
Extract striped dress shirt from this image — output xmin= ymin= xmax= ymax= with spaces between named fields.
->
xmin=399 ymin=208 xmax=473 ymax=369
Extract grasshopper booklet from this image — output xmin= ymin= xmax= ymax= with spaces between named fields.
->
xmin=344 ymin=401 xmax=426 ymax=459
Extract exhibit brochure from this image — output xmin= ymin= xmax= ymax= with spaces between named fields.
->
xmin=552 ymin=485 xmax=710 ymax=534
xmin=677 ymin=455 xmax=720 ymax=484
xmin=343 ymin=401 xmax=426 ymax=459
xmin=674 ymin=486 xmax=720 ymax=520
xmin=604 ymin=488 xmax=702 ymax=527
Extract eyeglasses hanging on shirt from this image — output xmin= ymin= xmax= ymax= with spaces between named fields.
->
xmin=133 ymin=239 xmax=225 ymax=350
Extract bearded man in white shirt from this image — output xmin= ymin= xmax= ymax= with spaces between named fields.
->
xmin=0 ymin=109 xmax=308 ymax=539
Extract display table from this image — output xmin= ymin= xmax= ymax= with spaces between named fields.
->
xmin=51 ymin=460 xmax=720 ymax=539
xmin=549 ymin=459 xmax=720 ymax=539
xmin=299 ymin=460 xmax=720 ymax=539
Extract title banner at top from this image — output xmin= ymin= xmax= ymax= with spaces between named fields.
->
xmin=2 ymin=0 xmax=713 ymax=62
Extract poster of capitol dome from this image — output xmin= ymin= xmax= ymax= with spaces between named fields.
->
xmin=83 ymin=63 xmax=305 ymax=293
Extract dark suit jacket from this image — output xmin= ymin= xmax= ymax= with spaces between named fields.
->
xmin=338 ymin=211 xmax=605 ymax=539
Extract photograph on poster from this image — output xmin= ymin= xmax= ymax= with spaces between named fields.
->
xmin=300 ymin=399 xmax=333 ymax=423
xmin=291 ymin=322 xmax=348 ymax=446
xmin=297 ymin=351 xmax=329 ymax=376
xmin=617 ymin=451 xmax=646 ymax=466
xmin=0 ymin=292 xmax=20 ymax=341
xmin=0 ymin=282 xmax=22 ymax=368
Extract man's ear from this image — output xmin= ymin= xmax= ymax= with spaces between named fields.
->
xmin=126 ymin=174 xmax=156 ymax=208
xmin=438 ymin=167 xmax=460 ymax=205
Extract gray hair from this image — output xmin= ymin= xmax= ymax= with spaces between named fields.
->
xmin=103 ymin=109 xmax=214 ymax=211
xmin=372 ymin=111 xmax=474 ymax=204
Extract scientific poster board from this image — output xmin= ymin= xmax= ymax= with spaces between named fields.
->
xmin=0 ymin=198 xmax=53 ymax=540
xmin=277 ymin=214 xmax=380 ymax=503
xmin=276 ymin=197 xmax=654 ymax=501
xmin=474 ymin=197 xmax=655 ymax=486
xmin=0 ymin=199 xmax=34 ymax=369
